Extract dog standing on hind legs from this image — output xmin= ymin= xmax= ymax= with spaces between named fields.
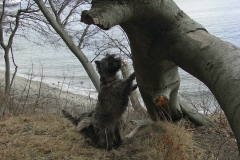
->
xmin=62 ymin=54 xmax=137 ymax=149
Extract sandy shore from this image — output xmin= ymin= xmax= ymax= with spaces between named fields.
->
xmin=0 ymin=70 xmax=96 ymax=114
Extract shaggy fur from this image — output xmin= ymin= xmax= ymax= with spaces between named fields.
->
xmin=62 ymin=110 xmax=98 ymax=144
xmin=62 ymin=54 xmax=137 ymax=149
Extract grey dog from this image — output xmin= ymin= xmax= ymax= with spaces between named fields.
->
xmin=62 ymin=54 xmax=137 ymax=149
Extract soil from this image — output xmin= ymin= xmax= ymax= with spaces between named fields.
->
xmin=185 ymin=113 xmax=238 ymax=160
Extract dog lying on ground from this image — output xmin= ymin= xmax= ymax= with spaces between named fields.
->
xmin=62 ymin=54 xmax=137 ymax=149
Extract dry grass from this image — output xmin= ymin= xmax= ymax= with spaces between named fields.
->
xmin=120 ymin=122 xmax=196 ymax=160
xmin=0 ymin=113 xmax=238 ymax=160
xmin=0 ymin=114 xmax=93 ymax=160
xmin=0 ymin=114 xmax=202 ymax=160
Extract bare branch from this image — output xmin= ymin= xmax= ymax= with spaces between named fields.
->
xmin=62 ymin=1 xmax=81 ymax=27
xmin=9 ymin=47 xmax=18 ymax=91
xmin=58 ymin=0 xmax=71 ymax=15
xmin=102 ymin=30 xmax=131 ymax=57
xmin=78 ymin=25 xmax=90 ymax=48
xmin=48 ymin=0 xmax=62 ymax=24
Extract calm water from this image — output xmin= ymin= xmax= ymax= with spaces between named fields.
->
xmin=0 ymin=0 xmax=239 ymax=100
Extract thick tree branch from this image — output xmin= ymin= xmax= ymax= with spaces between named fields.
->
xmin=81 ymin=1 xmax=134 ymax=30
xmin=34 ymin=0 xmax=100 ymax=92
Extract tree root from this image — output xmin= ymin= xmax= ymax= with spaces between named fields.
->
xmin=179 ymin=96 xmax=215 ymax=126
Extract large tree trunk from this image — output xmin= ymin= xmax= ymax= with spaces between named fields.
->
xmin=80 ymin=0 xmax=240 ymax=153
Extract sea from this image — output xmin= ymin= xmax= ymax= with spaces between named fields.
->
xmin=0 ymin=0 xmax=239 ymax=109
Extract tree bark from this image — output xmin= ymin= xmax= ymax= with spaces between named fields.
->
xmin=80 ymin=0 xmax=240 ymax=153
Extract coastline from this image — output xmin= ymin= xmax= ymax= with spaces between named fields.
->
xmin=0 ymin=70 xmax=97 ymax=114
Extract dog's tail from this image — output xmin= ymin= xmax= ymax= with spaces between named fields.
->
xmin=62 ymin=110 xmax=79 ymax=126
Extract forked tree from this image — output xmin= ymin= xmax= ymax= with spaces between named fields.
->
xmin=80 ymin=0 xmax=240 ymax=153
xmin=0 ymin=0 xmax=38 ymax=117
